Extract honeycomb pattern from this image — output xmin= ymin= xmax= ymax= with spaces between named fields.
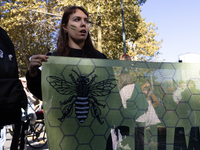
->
xmin=42 ymin=58 xmax=200 ymax=150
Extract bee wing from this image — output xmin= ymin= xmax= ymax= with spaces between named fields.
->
xmin=46 ymin=76 xmax=76 ymax=95
xmin=89 ymin=79 xmax=117 ymax=96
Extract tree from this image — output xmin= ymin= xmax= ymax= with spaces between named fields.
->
xmin=1 ymin=0 xmax=62 ymax=75
xmin=88 ymin=0 xmax=162 ymax=61
xmin=1 ymin=0 xmax=162 ymax=76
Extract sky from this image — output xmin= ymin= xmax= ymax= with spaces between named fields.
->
xmin=140 ymin=0 xmax=200 ymax=62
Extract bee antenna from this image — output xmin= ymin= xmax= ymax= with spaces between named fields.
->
xmin=72 ymin=69 xmax=80 ymax=77
xmin=86 ymin=68 xmax=95 ymax=77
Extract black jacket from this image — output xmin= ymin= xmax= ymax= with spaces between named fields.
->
xmin=0 ymin=27 xmax=18 ymax=78
xmin=0 ymin=27 xmax=27 ymax=126
xmin=26 ymin=48 xmax=107 ymax=100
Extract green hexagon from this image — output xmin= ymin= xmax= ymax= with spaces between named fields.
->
xmin=105 ymin=127 xmax=112 ymax=140
xmin=135 ymin=69 xmax=149 ymax=78
xmin=163 ymin=94 xmax=177 ymax=110
xmin=135 ymin=61 xmax=148 ymax=68
xmin=75 ymin=127 xmax=93 ymax=144
xmin=107 ymin=67 xmax=118 ymax=77
xmin=135 ymin=94 xmax=149 ymax=110
xmin=152 ymin=70 xmax=162 ymax=86
xmin=79 ymin=66 xmax=96 ymax=76
xmin=60 ymin=136 xmax=78 ymax=150
xmin=180 ymin=88 xmax=191 ymax=102
xmin=92 ymin=59 xmax=125 ymax=67
xmin=189 ymin=111 xmax=200 ymax=126
xmin=147 ymin=62 xmax=161 ymax=70
xmin=121 ymin=119 xmax=137 ymax=135
xmin=167 ymin=145 xmax=174 ymax=150
xmin=44 ymin=93 xmax=66 ymax=108
xmin=46 ymin=127 xmax=63 ymax=150
xmin=118 ymin=70 xmax=137 ymax=88
xmin=144 ymin=144 xmax=150 ymax=150
xmin=136 ymin=76 xmax=149 ymax=87
xmin=154 ymin=104 xmax=166 ymax=119
xmin=166 ymin=128 xmax=175 ymax=144
xmin=61 ymin=65 xmax=78 ymax=80
xmin=163 ymin=111 xmax=179 ymax=127
xmin=106 ymin=110 xmax=123 ymax=126
xmin=118 ymin=136 xmax=135 ymax=149
xmin=120 ymin=106 xmax=138 ymax=119
xmin=176 ymin=103 xmax=191 ymax=118
xmin=145 ymin=129 xmax=154 ymax=144
xmin=60 ymin=118 xmax=79 ymax=135
xmin=94 ymin=67 xmax=110 ymax=80
xmin=159 ymin=63 xmax=175 ymax=78
xmin=98 ymin=103 xmax=109 ymax=118
xmin=120 ymin=105 xmax=148 ymax=123
xmin=91 ymin=136 xmax=106 ymax=150
xmin=77 ymin=58 xmax=95 ymax=66
xmin=188 ymin=79 xmax=200 ymax=94
xmin=106 ymin=93 xmax=122 ymax=109
xmin=161 ymin=79 xmax=177 ymax=94
xmin=91 ymin=120 xmax=108 ymax=135
xmin=113 ymin=67 xmax=122 ymax=76
xmin=176 ymin=119 xmax=192 ymax=135
xmin=146 ymin=126 xmax=158 ymax=137
xmin=110 ymin=81 xmax=119 ymax=93
xmin=189 ymin=95 xmax=200 ymax=110
xmin=47 ymin=108 xmax=62 ymax=127
xmin=77 ymin=145 xmax=91 ymax=150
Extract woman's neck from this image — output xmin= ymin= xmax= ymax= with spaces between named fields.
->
xmin=69 ymin=39 xmax=85 ymax=49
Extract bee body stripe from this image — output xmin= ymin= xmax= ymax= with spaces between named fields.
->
xmin=77 ymin=115 xmax=87 ymax=119
xmin=77 ymin=97 xmax=88 ymax=100
xmin=75 ymin=101 xmax=89 ymax=105
xmin=75 ymin=106 xmax=89 ymax=110
xmin=76 ymin=111 xmax=89 ymax=114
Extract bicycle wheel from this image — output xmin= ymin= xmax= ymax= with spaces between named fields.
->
xmin=27 ymin=121 xmax=47 ymax=148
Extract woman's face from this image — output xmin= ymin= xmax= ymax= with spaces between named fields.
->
xmin=63 ymin=9 xmax=90 ymax=45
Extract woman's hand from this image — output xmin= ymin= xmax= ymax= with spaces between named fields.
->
xmin=29 ymin=55 xmax=48 ymax=77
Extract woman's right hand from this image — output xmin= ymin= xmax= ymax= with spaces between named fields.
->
xmin=28 ymin=55 xmax=48 ymax=77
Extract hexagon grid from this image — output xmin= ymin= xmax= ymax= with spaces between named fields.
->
xmin=42 ymin=57 xmax=200 ymax=150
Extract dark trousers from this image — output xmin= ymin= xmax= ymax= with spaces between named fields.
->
xmin=10 ymin=120 xmax=29 ymax=150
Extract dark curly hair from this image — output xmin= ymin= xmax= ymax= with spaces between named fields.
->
xmin=57 ymin=6 xmax=100 ymax=58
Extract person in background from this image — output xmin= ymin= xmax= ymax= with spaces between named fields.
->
xmin=173 ymin=80 xmax=186 ymax=105
xmin=20 ymin=77 xmax=37 ymax=107
xmin=0 ymin=13 xmax=27 ymax=150
xmin=26 ymin=6 xmax=107 ymax=100
xmin=182 ymin=80 xmax=200 ymax=142
xmin=140 ymin=81 xmax=161 ymax=145
xmin=141 ymin=82 xmax=160 ymax=108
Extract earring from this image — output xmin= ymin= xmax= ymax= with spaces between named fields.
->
xmin=64 ymin=29 xmax=67 ymax=33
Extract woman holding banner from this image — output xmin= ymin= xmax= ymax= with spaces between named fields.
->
xmin=26 ymin=6 xmax=107 ymax=99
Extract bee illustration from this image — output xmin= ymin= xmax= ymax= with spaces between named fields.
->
xmin=46 ymin=69 xmax=117 ymax=125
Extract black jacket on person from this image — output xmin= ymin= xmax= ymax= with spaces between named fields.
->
xmin=0 ymin=27 xmax=27 ymax=127
xmin=26 ymin=48 xmax=107 ymax=100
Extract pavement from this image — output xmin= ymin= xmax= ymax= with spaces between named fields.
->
xmin=1 ymin=126 xmax=49 ymax=150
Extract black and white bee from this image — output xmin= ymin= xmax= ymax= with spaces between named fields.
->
xmin=46 ymin=69 xmax=117 ymax=125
